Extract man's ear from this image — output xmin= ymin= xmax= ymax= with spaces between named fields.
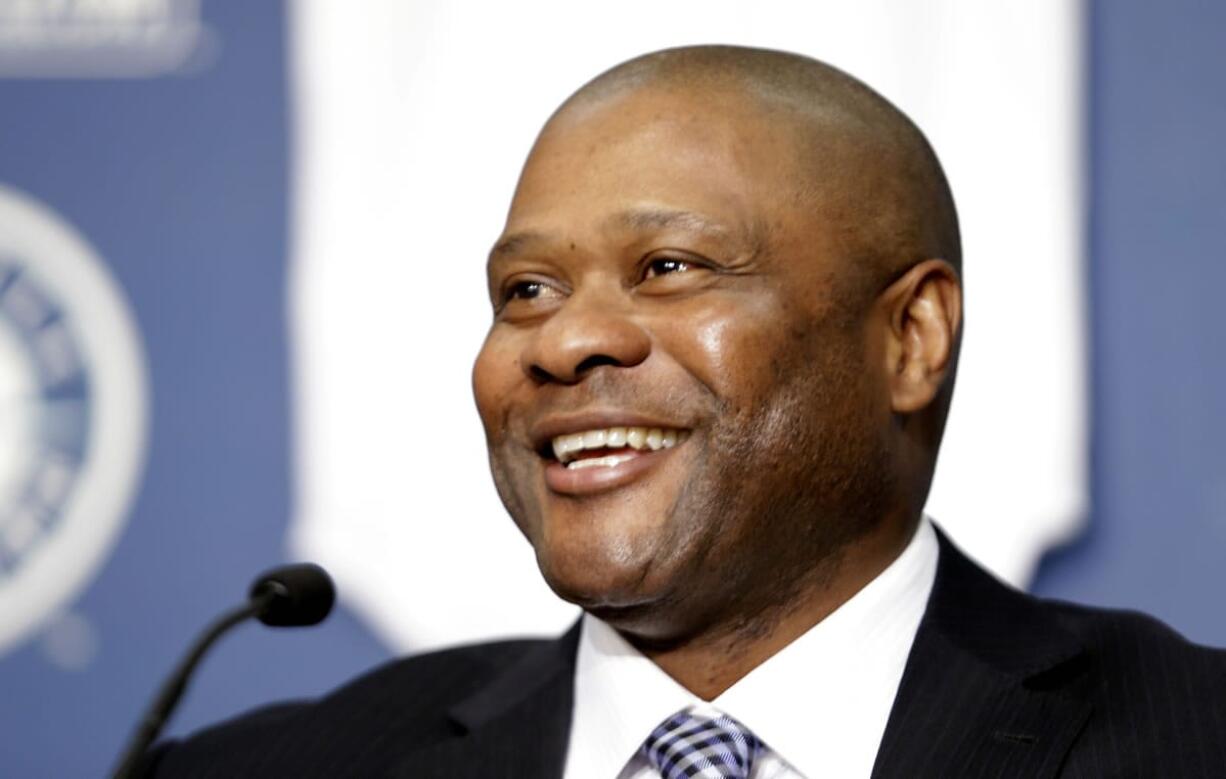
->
xmin=881 ymin=258 xmax=962 ymax=413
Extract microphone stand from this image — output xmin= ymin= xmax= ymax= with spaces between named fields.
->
xmin=110 ymin=588 xmax=276 ymax=779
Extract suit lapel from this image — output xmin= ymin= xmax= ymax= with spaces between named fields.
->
xmin=872 ymin=530 xmax=1092 ymax=779
xmin=389 ymin=623 xmax=580 ymax=778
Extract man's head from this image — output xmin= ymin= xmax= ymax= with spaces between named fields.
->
xmin=472 ymin=45 xmax=961 ymax=647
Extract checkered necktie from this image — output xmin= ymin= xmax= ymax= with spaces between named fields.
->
xmin=641 ymin=709 xmax=764 ymax=779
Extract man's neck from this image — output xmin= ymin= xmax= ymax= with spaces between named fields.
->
xmin=629 ymin=517 xmax=919 ymax=700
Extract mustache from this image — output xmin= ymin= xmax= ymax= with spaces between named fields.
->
xmin=523 ymin=373 xmax=711 ymax=421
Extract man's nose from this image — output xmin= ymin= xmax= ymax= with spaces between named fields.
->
xmin=523 ymin=292 xmax=651 ymax=384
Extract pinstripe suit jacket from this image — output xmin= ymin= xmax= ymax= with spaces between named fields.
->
xmin=145 ymin=531 xmax=1226 ymax=778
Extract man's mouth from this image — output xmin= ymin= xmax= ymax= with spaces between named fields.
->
xmin=550 ymin=427 xmax=689 ymax=469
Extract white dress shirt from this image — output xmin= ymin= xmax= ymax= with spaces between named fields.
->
xmin=561 ymin=518 xmax=939 ymax=779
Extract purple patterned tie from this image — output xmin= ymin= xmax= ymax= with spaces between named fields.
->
xmin=641 ymin=709 xmax=764 ymax=779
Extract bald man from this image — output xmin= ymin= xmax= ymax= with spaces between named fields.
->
xmin=144 ymin=46 xmax=1226 ymax=779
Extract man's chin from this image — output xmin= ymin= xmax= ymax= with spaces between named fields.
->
xmin=538 ymin=553 xmax=662 ymax=612
xmin=537 ymin=552 xmax=702 ymax=640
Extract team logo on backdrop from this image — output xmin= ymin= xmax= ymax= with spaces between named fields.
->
xmin=0 ymin=186 xmax=147 ymax=657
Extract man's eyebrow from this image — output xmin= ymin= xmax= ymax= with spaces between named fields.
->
xmin=488 ymin=208 xmax=740 ymax=264
xmin=611 ymin=207 xmax=732 ymax=237
xmin=490 ymin=230 xmax=547 ymax=259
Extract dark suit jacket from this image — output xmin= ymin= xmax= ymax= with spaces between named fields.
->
xmin=143 ymin=532 xmax=1226 ymax=778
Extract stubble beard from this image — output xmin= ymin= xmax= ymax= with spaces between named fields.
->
xmin=483 ymin=323 xmax=897 ymax=655
xmin=618 ymin=336 xmax=898 ymax=655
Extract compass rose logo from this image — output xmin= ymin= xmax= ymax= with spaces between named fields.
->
xmin=0 ymin=185 xmax=148 ymax=657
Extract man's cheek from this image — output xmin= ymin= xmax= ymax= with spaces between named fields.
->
xmin=488 ymin=445 xmax=540 ymax=535
xmin=471 ymin=338 xmax=517 ymax=425
xmin=680 ymin=310 xmax=793 ymax=394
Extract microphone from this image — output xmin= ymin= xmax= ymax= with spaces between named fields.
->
xmin=249 ymin=562 xmax=335 ymax=627
xmin=111 ymin=563 xmax=336 ymax=779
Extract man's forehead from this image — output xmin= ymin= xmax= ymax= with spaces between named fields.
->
xmin=542 ymin=78 xmax=816 ymax=152
xmin=486 ymin=56 xmax=953 ymax=290
xmin=523 ymin=79 xmax=887 ymax=217
xmin=497 ymin=91 xmax=810 ymax=231
xmin=546 ymin=68 xmax=876 ymax=154
xmin=487 ymin=118 xmax=873 ymax=295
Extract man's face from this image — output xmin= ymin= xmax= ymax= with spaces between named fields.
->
xmin=473 ymin=85 xmax=895 ymax=641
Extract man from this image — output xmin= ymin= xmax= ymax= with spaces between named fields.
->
xmin=144 ymin=46 xmax=1226 ymax=778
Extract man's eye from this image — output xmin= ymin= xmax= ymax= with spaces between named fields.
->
xmin=507 ymin=281 xmax=548 ymax=300
xmin=643 ymin=257 xmax=695 ymax=279
xmin=500 ymin=279 xmax=562 ymax=307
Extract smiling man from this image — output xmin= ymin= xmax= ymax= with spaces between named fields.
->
xmin=145 ymin=46 xmax=1225 ymax=779
xmin=472 ymin=46 xmax=963 ymax=760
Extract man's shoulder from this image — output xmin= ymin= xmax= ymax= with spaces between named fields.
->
xmin=884 ymin=537 xmax=1226 ymax=776
xmin=1036 ymin=598 xmax=1226 ymax=772
xmin=933 ymin=528 xmax=1226 ymax=684
xmin=1044 ymin=596 xmax=1225 ymax=660
xmin=1040 ymin=595 xmax=1226 ymax=692
xmin=142 ymin=636 xmax=557 ymax=778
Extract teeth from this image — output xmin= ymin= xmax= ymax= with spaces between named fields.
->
xmin=560 ymin=433 xmax=584 ymax=455
xmin=645 ymin=428 xmax=663 ymax=450
xmin=551 ymin=426 xmax=688 ymax=464
xmin=582 ymin=429 xmax=607 ymax=448
xmin=567 ymin=453 xmax=637 ymax=470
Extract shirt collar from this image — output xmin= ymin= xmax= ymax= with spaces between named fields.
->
xmin=563 ymin=517 xmax=940 ymax=778
xmin=566 ymin=611 xmax=698 ymax=777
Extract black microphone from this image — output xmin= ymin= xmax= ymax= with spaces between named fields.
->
xmin=249 ymin=563 xmax=335 ymax=627
xmin=111 ymin=563 xmax=336 ymax=779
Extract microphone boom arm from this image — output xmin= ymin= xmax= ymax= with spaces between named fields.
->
xmin=111 ymin=588 xmax=276 ymax=779
xmin=110 ymin=563 xmax=334 ymax=779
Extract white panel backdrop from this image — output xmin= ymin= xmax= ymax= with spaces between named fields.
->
xmin=287 ymin=1 xmax=1084 ymax=652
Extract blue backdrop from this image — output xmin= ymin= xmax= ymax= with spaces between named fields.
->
xmin=0 ymin=2 xmax=1222 ymax=776
xmin=1030 ymin=1 xmax=1226 ymax=630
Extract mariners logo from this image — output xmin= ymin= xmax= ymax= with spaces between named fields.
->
xmin=0 ymin=185 xmax=147 ymax=656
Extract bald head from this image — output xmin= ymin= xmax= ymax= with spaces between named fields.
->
xmin=498 ymin=43 xmax=964 ymax=505
xmin=549 ymin=45 xmax=961 ymax=290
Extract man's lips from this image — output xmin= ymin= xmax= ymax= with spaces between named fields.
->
xmin=529 ymin=412 xmax=692 ymax=497
xmin=543 ymin=439 xmax=688 ymax=496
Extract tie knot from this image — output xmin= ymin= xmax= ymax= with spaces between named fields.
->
xmin=640 ymin=709 xmax=764 ymax=779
